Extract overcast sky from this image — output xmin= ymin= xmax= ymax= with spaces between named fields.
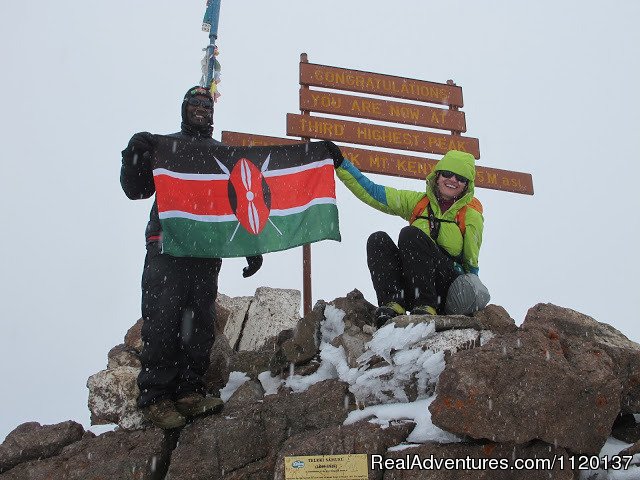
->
xmin=1 ymin=0 xmax=639 ymax=441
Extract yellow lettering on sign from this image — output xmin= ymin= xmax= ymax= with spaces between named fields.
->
xmin=351 ymin=99 xmax=381 ymax=115
xmin=431 ymin=110 xmax=447 ymax=125
xmin=397 ymin=160 xmax=406 ymax=171
xmin=487 ymin=173 xmax=498 ymax=185
xmin=389 ymin=105 xmax=419 ymax=122
xmin=502 ymin=177 xmax=523 ymax=188
xmin=311 ymin=93 xmax=341 ymax=109
xmin=300 ymin=118 xmax=344 ymax=138
xmin=427 ymin=136 xmax=444 ymax=150
xmin=447 ymin=139 xmax=468 ymax=152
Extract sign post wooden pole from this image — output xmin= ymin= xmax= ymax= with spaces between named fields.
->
xmin=300 ymin=53 xmax=312 ymax=315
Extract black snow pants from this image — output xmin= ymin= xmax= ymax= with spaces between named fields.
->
xmin=137 ymin=242 xmax=222 ymax=408
xmin=366 ymin=226 xmax=461 ymax=312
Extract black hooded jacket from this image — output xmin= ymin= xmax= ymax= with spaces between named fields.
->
xmin=120 ymin=112 xmax=221 ymax=245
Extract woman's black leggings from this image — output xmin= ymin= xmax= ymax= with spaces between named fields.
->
xmin=366 ymin=226 xmax=460 ymax=311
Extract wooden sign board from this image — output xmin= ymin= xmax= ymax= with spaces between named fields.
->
xmin=300 ymin=62 xmax=464 ymax=107
xmin=287 ymin=113 xmax=480 ymax=159
xmin=221 ymin=131 xmax=534 ymax=195
xmin=299 ymin=89 xmax=467 ymax=132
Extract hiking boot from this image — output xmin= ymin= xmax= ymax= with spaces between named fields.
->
xmin=142 ymin=399 xmax=187 ymax=430
xmin=374 ymin=302 xmax=406 ymax=328
xmin=175 ymin=394 xmax=224 ymax=418
xmin=412 ymin=305 xmax=437 ymax=316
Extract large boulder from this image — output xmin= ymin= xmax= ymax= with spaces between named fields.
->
xmin=86 ymin=366 xmax=146 ymax=430
xmin=0 ymin=421 xmax=85 ymax=474
xmin=522 ymin=303 xmax=640 ymax=414
xmin=238 ymin=287 xmax=301 ymax=351
xmin=430 ymin=304 xmax=625 ymax=454
xmin=0 ymin=429 xmax=165 ymax=480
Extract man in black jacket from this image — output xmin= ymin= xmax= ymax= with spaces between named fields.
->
xmin=121 ymin=86 xmax=263 ymax=429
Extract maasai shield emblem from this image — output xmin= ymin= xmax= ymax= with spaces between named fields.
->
xmin=228 ymin=158 xmax=271 ymax=235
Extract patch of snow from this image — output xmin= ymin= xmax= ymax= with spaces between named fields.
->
xmin=359 ymin=322 xmax=435 ymax=364
xmin=578 ymin=437 xmax=640 ymax=480
xmin=285 ymin=358 xmax=337 ymax=392
xmin=258 ymin=371 xmax=282 ymax=396
xmin=220 ymin=371 xmax=250 ymax=402
xmin=345 ymin=397 xmax=460 ymax=444
xmin=320 ymin=305 xmax=345 ymax=344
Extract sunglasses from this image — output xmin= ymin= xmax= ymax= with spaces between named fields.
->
xmin=187 ymin=97 xmax=213 ymax=108
xmin=439 ymin=170 xmax=468 ymax=184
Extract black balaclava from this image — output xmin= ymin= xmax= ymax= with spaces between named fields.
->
xmin=181 ymin=86 xmax=214 ymax=138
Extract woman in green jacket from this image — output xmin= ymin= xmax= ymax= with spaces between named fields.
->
xmin=326 ymin=143 xmax=484 ymax=326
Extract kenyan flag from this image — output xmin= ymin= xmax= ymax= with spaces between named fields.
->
xmin=151 ymin=136 xmax=340 ymax=258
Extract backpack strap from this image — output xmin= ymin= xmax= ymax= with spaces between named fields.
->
xmin=409 ymin=195 xmax=430 ymax=224
xmin=411 ymin=195 xmax=483 ymax=236
xmin=456 ymin=197 xmax=483 ymax=235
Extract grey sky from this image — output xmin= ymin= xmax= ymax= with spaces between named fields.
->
xmin=1 ymin=0 xmax=639 ymax=440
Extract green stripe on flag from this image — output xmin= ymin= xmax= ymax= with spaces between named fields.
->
xmin=160 ymin=204 xmax=341 ymax=258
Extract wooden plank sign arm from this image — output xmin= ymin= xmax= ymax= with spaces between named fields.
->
xmin=299 ymin=89 xmax=467 ymax=132
xmin=339 ymin=144 xmax=533 ymax=195
xmin=300 ymin=62 xmax=463 ymax=107
xmin=222 ymin=132 xmax=533 ymax=195
xmin=286 ymin=113 xmax=480 ymax=159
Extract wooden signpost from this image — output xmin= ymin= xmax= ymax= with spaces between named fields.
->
xmin=223 ymin=54 xmax=534 ymax=314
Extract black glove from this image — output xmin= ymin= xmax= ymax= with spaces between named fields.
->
xmin=123 ymin=132 xmax=154 ymax=167
xmin=322 ymin=141 xmax=344 ymax=168
xmin=243 ymin=255 xmax=263 ymax=277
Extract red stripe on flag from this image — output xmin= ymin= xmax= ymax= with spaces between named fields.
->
xmin=267 ymin=165 xmax=336 ymax=210
xmin=154 ymin=175 xmax=233 ymax=215
xmin=154 ymin=164 xmax=335 ymax=215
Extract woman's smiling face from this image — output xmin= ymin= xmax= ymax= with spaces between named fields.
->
xmin=436 ymin=170 xmax=468 ymax=201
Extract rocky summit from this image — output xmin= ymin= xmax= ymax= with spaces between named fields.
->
xmin=1 ymin=288 xmax=640 ymax=479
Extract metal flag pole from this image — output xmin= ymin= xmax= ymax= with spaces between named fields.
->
xmin=202 ymin=0 xmax=222 ymax=90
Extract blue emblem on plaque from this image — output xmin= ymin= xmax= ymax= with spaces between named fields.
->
xmin=292 ymin=460 xmax=305 ymax=469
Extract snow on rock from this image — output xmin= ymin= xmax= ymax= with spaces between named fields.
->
xmin=220 ymin=371 xmax=250 ymax=402
xmin=320 ymin=304 xmax=345 ymax=344
xmin=579 ymin=437 xmax=640 ymax=479
xmin=345 ymin=397 xmax=460 ymax=444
